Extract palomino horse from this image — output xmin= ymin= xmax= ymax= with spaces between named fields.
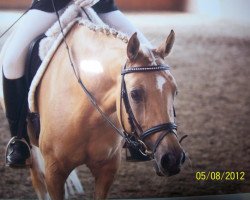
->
xmin=1 ymin=19 xmax=185 ymax=200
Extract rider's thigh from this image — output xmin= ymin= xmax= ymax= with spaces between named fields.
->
xmin=98 ymin=10 xmax=152 ymax=48
xmin=3 ymin=10 xmax=57 ymax=79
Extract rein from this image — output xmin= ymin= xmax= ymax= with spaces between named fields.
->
xmin=51 ymin=0 xmax=126 ymax=140
xmin=51 ymin=1 xmax=186 ymax=159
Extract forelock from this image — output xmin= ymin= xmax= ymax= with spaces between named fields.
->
xmin=140 ymin=45 xmax=157 ymax=65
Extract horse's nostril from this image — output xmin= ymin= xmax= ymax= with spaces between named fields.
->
xmin=161 ymin=153 xmax=175 ymax=171
xmin=161 ymin=152 xmax=184 ymax=175
xmin=181 ymin=152 xmax=186 ymax=164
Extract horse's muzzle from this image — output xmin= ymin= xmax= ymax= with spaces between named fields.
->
xmin=154 ymin=151 xmax=185 ymax=177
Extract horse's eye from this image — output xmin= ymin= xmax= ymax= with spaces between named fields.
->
xmin=130 ymin=89 xmax=143 ymax=103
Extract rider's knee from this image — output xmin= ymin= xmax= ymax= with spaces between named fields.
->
xmin=3 ymin=49 xmax=27 ymax=79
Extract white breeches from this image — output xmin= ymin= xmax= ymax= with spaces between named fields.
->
xmin=3 ymin=8 xmax=151 ymax=79
xmin=3 ymin=10 xmax=58 ymax=79
xmin=98 ymin=10 xmax=152 ymax=48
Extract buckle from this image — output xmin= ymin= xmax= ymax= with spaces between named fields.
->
xmin=137 ymin=139 xmax=153 ymax=157
xmin=124 ymin=138 xmax=153 ymax=162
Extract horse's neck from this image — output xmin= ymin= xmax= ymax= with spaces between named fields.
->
xmin=69 ymin=25 xmax=127 ymax=114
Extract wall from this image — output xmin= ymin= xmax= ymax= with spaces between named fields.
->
xmin=188 ymin=0 xmax=250 ymax=23
xmin=0 ymin=0 xmax=31 ymax=9
xmin=116 ymin=0 xmax=186 ymax=11
xmin=0 ymin=0 xmax=186 ymax=11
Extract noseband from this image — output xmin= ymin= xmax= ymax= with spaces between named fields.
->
xmin=120 ymin=64 xmax=178 ymax=158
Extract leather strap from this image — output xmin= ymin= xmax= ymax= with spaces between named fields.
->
xmin=140 ymin=123 xmax=177 ymax=141
xmin=121 ymin=65 xmax=170 ymax=75
xmin=120 ymin=64 xmax=178 ymax=157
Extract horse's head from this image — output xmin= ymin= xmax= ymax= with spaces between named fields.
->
xmin=118 ymin=30 xmax=185 ymax=177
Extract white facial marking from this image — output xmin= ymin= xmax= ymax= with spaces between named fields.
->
xmin=156 ymin=75 xmax=166 ymax=94
xmin=80 ymin=60 xmax=103 ymax=74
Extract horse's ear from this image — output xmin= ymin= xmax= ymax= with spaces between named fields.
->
xmin=156 ymin=30 xmax=175 ymax=58
xmin=127 ymin=32 xmax=140 ymax=61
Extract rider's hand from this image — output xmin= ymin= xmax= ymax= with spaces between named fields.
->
xmin=74 ymin=0 xmax=100 ymax=8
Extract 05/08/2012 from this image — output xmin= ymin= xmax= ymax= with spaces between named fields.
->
xmin=195 ymin=171 xmax=245 ymax=181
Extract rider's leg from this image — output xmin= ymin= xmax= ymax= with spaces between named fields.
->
xmin=98 ymin=10 xmax=152 ymax=48
xmin=3 ymin=10 xmax=58 ymax=78
xmin=91 ymin=0 xmax=151 ymax=47
xmin=3 ymin=10 xmax=58 ymax=167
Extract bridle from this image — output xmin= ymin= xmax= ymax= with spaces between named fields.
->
xmin=120 ymin=64 xmax=178 ymax=158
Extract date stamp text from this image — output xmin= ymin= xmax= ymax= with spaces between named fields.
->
xmin=195 ymin=171 xmax=245 ymax=181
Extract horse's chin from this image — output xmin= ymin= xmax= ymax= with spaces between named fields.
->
xmin=152 ymin=160 xmax=165 ymax=177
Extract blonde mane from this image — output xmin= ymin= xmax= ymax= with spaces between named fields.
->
xmin=78 ymin=19 xmax=129 ymax=43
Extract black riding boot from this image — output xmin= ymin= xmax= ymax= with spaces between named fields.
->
xmin=3 ymin=73 xmax=31 ymax=168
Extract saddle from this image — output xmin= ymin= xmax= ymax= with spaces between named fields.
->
xmin=25 ymin=34 xmax=46 ymax=87
xmin=25 ymin=34 xmax=46 ymax=140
